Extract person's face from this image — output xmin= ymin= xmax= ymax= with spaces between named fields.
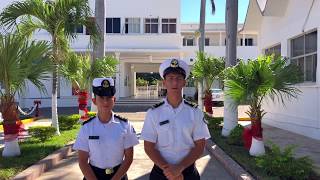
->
xmin=92 ymin=95 xmax=115 ymax=112
xmin=163 ymin=73 xmax=186 ymax=95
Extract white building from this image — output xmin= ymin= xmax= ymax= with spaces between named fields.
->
xmin=242 ymin=0 xmax=320 ymax=140
xmin=0 ymin=0 xmax=259 ymax=108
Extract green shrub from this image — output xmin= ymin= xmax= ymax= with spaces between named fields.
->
xmin=205 ymin=115 xmax=223 ymax=131
xmin=256 ymin=143 xmax=313 ymax=179
xmin=87 ymin=112 xmax=96 ymax=118
xmin=28 ymin=126 xmax=56 ymax=141
xmin=59 ymin=114 xmax=80 ymax=131
xmin=226 ymin=124 xmax=244 ymax=146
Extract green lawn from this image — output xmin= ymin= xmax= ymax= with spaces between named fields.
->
xmin=0 ymin=125 xmax=80 ymax=180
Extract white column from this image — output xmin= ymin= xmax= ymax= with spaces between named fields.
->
xmin=219 ymin=32 xmax=223 ymax=46
xmin=242 ymin=33 xmax=245 ymax=46
xmin=133 ymin=72 xmax=137 ymax=96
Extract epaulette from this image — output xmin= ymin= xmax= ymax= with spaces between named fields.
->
xmin=82 ymin=116 xmax=95 ymax=126
xmin=114 ymin=114 xmax=128 ymax=122
xmin=152 ymin=101 xmax=165 ymax=109
xmin=184 ymin=100 xmax=198 ymax=108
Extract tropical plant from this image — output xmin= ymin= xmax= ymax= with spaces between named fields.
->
xmin=192 ymin=52 xmax=224 ymax=114
xmin=0 ymin=34 xmax=51 ymax=157
xmin=222 ymin=0 xmax=239 ymax=137
xmin=60 ymin=53 xmax=118 ymax=120
xmin=224 ymin=55 xmax=303 ymax=156
xmin=197 ymin=0 xmax=215 ymax=110
xmin=0 ymin=0 xmax=100 ymax=135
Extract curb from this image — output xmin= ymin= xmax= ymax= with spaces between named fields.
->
xmin=0 ymin=118 xmax=35 ymax=131
xmin=205 ymin=139 xmax=255 ymax=180
xmin=13 ymin=142 xmax=74 ymax=180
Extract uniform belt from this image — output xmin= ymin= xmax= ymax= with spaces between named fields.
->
xmin=89 ymin=163 xmax=121 ymax=175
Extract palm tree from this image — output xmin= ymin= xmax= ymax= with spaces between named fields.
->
xmin=225 ymin=55 xmax=303 ymax=156
xmin=222 ymin=0 xmax=239 ymax=137
xmin=0 ymin=0 xmax=100 ymax=135
xmin=192 ymin=52 xmax=224 ymax=114
xmin=60 ymin=53 xmax=118 ymax=121
xmin=0 ymin=34 xmax=51 ymax=157
xmin=91 ymin=0 xmax=106 ymax=112
xmin=198 ymin=0 xmax=215 ymax=110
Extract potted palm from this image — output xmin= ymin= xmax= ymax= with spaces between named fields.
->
xmin=60 ymin=53 xmax=118 ymax=121
xmin=192 ymin=52 xmax=224 ymax=114
xmin=224 ymin=55 xmax=303 ymax=156
xmin=0 ymin=34 xmax=51 ymax=157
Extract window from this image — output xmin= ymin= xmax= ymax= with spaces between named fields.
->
xmin=125 ymin=18 xmax=140 ymax=33
xmin=75 ymin=25 xmax=83 ymax=34
xmin=205 ymin=38 xmax=210 ymax=46
xmin=145 ymin=18 xmax=158 ymax=33
xmin=161 ymin=18 xmax=176 ymax=33
xmin=265 ymin=44 xmax=281 ymax=58
xmin=183 ymin=38 xmax=194 ymax=46
xmin=240 ymin=38 xmax=253 ymax=46
xmin=106 ymin=18 xmax=121 ymax=33
xmin=290 ymin=31 xmax=317 ymax=82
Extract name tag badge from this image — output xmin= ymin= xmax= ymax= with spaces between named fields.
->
xmin=159 ymin=120 xmax=169 ymax=126
xmin=89 ymin=136 xmax=99 ymax=140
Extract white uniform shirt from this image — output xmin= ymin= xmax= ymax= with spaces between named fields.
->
xmin=73 ymin=112 xmax=139 ymax=169
xmin=140 ymin=99 xmax=211 ymax=164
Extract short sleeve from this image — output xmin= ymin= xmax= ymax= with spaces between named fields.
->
xmin=192 ymin=110 xmax=211 ymax=141
xmin=73 ymin=126 xmax=89 ymax=152
xmin=124 ymin=122 xmax=139 ymax=149
xmin=140 ymin=109 xmax=157 ymax=143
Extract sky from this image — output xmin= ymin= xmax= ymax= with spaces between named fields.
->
xmin=181 ymin=0 xmax=250 ymax=23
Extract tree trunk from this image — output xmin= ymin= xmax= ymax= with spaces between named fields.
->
xmin=197 ymin=0 xmax=206 ymax=110
xmin=91 ymin=0 xmax=106 ymax=112
xmin=51 ymin=63 xmax=60 ymax=135
xmin=222 ymin=0 xmax=238 ymax=136
xmin=1 ymin=95 xmax=21 ymax=157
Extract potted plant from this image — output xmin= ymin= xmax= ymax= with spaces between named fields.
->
xmin=224 ymin=55 xmax=303 ymax=156
xmin=192 ymin=52 xmax=224 ymax=114
xmin=60 ymin=53 xmax=118 ymax=121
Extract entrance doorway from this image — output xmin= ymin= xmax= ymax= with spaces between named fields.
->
xmin=135 ymin=72 xmax=162 ymax=99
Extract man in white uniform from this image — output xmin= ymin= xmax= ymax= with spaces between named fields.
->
xmin=73 ymin=77 xmax=139 ymax=180
xmin=141 ymin=59 xmax=211 ymax=180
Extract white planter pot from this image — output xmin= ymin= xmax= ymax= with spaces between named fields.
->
xmin=2 ymin=138 xmax=21 ymax=157
xmin=249 ymin=137 xmax=265 ymax=156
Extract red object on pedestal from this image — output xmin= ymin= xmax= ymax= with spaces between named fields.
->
xmin=242 ymin=127 xmax=252 ymax=150
xmin=78 ymin=91 xmax=89 ymax=120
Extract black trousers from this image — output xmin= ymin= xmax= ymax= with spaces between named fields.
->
xmin=149 ymin=164 xmax=200 ymax=180
xmin=83 ymin=164 xmax=128 ymax=180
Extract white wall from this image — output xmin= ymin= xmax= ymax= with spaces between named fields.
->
xmin=257 ymin=0 xmax=320 ymax=140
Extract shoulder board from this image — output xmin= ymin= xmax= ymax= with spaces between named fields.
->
xmin=184 ymin=100 xmax=198 ymax=108
xmin=114 ymin=114 xmax=128 ymax=122
xmin=82 ymin=116 xmax=95 ymax=126
xmin=152 ymin=101 xmax=165 ymax=109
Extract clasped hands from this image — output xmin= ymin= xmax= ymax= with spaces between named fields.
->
xmin=162 ymin=164 xmax=184 ymax=180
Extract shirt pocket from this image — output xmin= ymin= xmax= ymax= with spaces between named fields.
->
xmin=88 ymin=139 xmax=101 ymax=154
xmin=157 ymin=124 xmax=173 ymax=147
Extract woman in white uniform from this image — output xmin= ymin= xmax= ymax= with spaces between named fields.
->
xmin=73 ymin=77 xmax=139 ymax=180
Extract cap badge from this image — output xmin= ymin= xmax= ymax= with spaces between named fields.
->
xmin=102 ymin=80 xmax=110 ymax=88
xmin=170 ymin=59 xmax=179 ymax=68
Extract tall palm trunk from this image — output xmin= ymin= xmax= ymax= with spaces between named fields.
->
xmin=52 ymin=37 xmax=60 ymax=135
xmin=1 ymin=95 xmax=21 ymax=156
xmin=222 ymin=0 xmax=238 ymax=136
xmin=198 ymin=0 xmax=206 ymax=110
xmin=91 ymin=0 xmax=105 ymax=112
